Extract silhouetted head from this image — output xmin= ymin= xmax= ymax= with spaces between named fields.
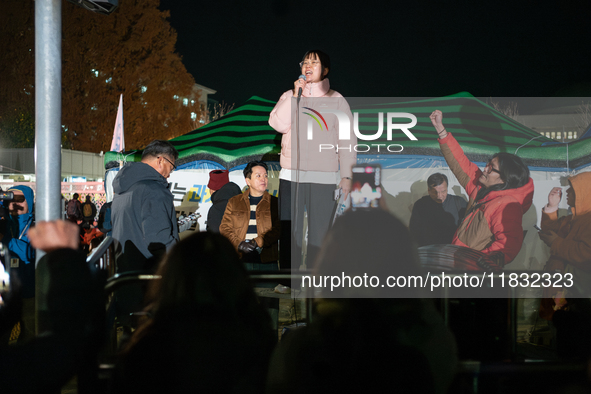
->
xmin=315 ymin=209 xmax=421 ymax=298
xmin=147 ymin=232 xmax=269 ymax=327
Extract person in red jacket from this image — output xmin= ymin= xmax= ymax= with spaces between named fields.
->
xmin=429 ymin=110 xmax=534 ymax=265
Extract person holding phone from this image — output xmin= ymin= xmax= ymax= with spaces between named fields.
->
xmin=269 ymin=50 xmax=356 ymax=268
xmin=429 ymin=110 xmax=534 ymax=265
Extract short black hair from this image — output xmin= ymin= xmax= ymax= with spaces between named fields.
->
xmin=142 ymin=140 xmax=179 ymax=161
xmin=73 ymin=193 xmax=79 ymax=199
xmin=427 ymin=173 xmax=448 ymax=188
xmin=243 ymin=161 xmax=268 ymax=179
xmin=301 ymin=49 xmax=330 ymax=80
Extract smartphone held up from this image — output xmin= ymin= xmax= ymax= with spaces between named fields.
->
xmin=350 ymin=164 xmax=382 ymax=210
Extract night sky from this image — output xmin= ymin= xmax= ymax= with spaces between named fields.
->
xmin=158 ymin=0 xmax=591 ymax=110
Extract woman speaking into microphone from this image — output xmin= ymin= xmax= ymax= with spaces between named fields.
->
xmin=269 ymin=50 xmax=356 ymax=269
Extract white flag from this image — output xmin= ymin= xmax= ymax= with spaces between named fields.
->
xmin=110 ymin=94 xmax=125 ymax=152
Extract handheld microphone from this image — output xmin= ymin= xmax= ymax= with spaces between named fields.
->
xmin=297 ymin=74 xmax=306 ymax=98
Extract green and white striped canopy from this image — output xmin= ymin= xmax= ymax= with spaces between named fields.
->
xmin=105 ymin=93 xmax=591 ymax=171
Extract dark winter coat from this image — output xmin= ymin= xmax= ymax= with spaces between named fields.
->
xmin=409 ymin=194 xmax=466 ymax=247
xmin=111 ymin=162 xmax=178 ymax=272
xmin=81 ymin=201 xmax=97 ymax=222
xmin=206 ymin=182 xmax=242 ymax=233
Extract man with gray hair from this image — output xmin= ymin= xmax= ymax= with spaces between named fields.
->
xmin=111 ymin=140 xmax=179 ymax=326
xmin=409 ymin=172 xmax=467 ymax=247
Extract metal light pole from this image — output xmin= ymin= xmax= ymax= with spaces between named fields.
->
xmin=35 ymin=0 xmax=62 ymax=334
xmin=35 ymin=0 xmax=62 ymax=234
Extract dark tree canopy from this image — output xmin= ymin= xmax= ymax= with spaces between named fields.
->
xmin=0 ymin=0 xmax=200 ymax=152
xmin=0 ymin=1 xmax=35 ymax=149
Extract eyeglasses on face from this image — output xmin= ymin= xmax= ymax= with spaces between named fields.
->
xmin=160 ymin=156 xmax=177 ymax=171
xmin=299 ymin=60 xmax=320 ymax=68
xmin=484 ymin=160 xmax=500 ymax=175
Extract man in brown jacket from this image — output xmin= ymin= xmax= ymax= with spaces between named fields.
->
xmin=220 ymin=161 xmax=280 ymax=266
xmin=220 ymin=161 xmax=281 ymax=334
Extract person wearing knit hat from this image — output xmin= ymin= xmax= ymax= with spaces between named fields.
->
xmin=208 ymin=170 xmax=230 ymax=192
xmin=207 ymin=170 xmax=241 ymax=233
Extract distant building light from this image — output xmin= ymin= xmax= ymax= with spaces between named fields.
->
xmin=140 ymin=85 xmax=147 ymax=93
xmin=183 ymin=98 xmax=188 ymax=106
xmin=91 ymin=105 xmax=98 ymax=111
xmin=190 ymin=99 xmax=195 ymax=105
xmin=173 ymin=95 xmax=179 ymax=100
xmin=91 ymin=69 xmax=99 ymax=77
xmin=105 ymin=77 xmax=112 ymax=84
xmin=191 ymin=112 xmax=197 ymax=120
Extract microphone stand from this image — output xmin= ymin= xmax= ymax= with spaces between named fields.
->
xmin=295 ymin=93 xmax=303 ymax=269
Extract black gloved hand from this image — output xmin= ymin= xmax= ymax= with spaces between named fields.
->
xmin=247 ymin=239 xmax=260 ymax=252
xmin=238 ymin=240 xmax=257 ymax=254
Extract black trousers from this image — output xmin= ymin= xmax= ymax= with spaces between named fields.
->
xmin=279 ymin=179 xmax=336 ymax=270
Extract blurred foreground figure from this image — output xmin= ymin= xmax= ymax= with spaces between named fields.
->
xmin=114 ymin=232 xmax=275 ymax=393
xmin=0 ymin=220 xmax=104 ymax=394
xmin=266 ymin=210 xmax=457 ymax=394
